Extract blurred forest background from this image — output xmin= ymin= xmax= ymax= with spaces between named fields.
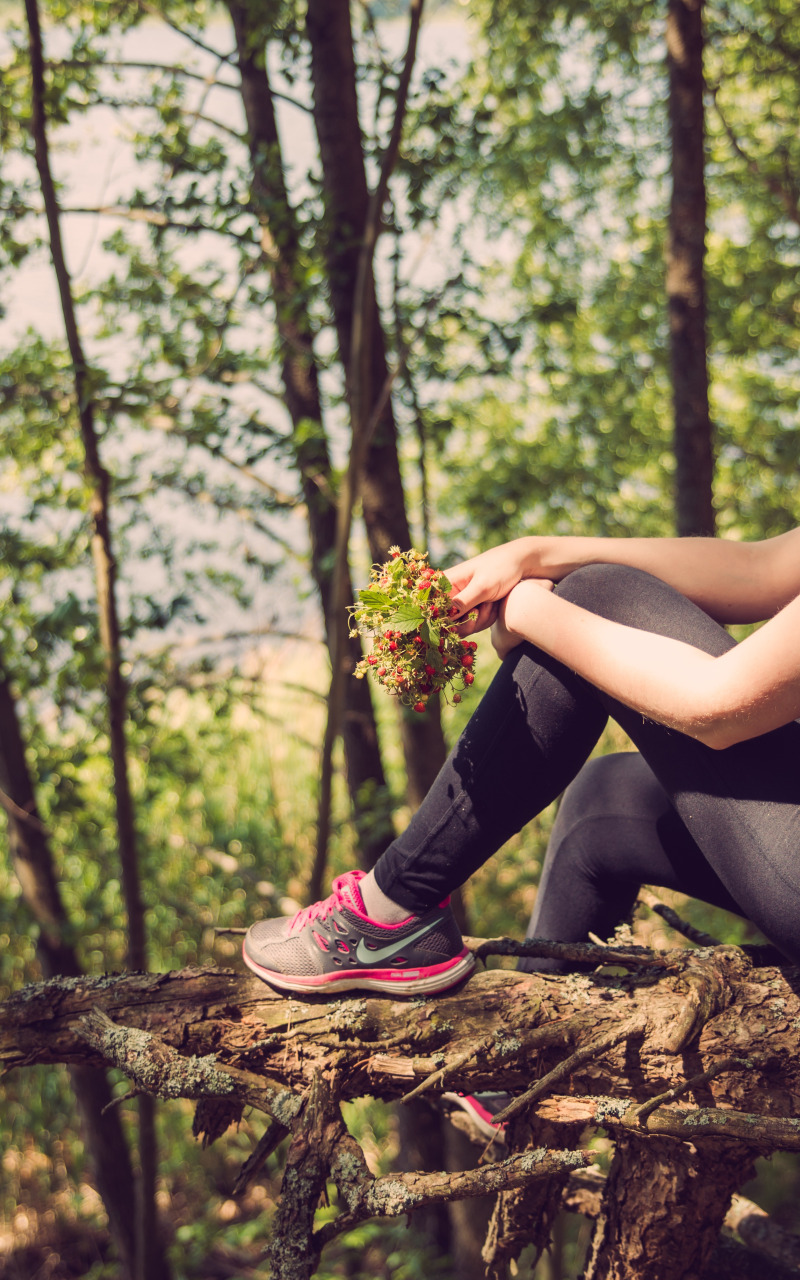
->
xmin=1 ymin=0 xmax=799 ymax=1276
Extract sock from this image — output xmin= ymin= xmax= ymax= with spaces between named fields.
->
xmin=359 ymin=870 xmax=412 ymax=923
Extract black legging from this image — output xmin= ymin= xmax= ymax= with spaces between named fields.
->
xmin=373 ymin=564 xmax=800 ymax=964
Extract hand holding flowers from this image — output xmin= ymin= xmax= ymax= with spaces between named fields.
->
xmin=349 ymin=547 xmax=478 ymax=712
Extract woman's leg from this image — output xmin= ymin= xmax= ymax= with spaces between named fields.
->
xmin=518 ymin=751 xmax=746 ymax=973
xmin=374 ymin=564 xmax=800 ymax=963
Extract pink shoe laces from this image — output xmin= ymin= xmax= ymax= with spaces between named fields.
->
xmin=289 ymin=869 xmax=367 ymax=932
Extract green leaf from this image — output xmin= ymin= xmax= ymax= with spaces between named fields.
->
xmin=387 ymin=603 xmax=425 ymax=633
xmin=357 ymin=588 xmax=393 ymax=608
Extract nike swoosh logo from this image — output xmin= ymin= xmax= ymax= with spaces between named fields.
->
xmin=355 ymin=921 xmax=437 ymax=966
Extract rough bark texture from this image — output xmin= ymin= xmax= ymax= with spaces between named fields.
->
xmin=4 ymin=939 xmax=800 ymax=1279
xmin=483 ymin=1116 xmax=583 ymax=1278
xmin=667 ymin=0 xmax=715 ymax=537
xmin=227 ymin=0 xmax=393 ymax=868
xmin=584 ymin=1136 xmax=756 ymax=1280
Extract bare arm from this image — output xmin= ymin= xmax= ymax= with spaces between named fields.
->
xmin=450 ymin=529 xmax=800 ymax=629
xmin=496 ymin=579 xmax=800 ymax=749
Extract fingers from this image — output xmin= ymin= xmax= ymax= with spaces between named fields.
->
xmin=454 ymin=599 xmax=499 ymax=637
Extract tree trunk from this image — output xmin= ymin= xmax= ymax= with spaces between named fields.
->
xmin=305 ymin=0 xmax=451 ymax=806
xmin=227 ymin=0 xmax=393 ymax=869
xmin=667 ymin=0 xmax=715 ymax=537
xmin=584 ymin=1136 xmax=756 ymax=1280
xmin=0 ymin=657 xmax=139 ymax=1278
xmin=24 ymin=6 xmax=167 ymax=1276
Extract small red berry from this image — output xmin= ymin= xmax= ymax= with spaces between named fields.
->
xmin=453 ymin=693 xmax=462 ymax=704
xmin=378 ymin=667 xmax=387 ymax=677
xmin=464 ymin=671 xmax=475 ymax=685
xmin=389 ymin=641 xmax=398 ymax=652
xmin=430 ymin=606 xmax=440 ymax=618
xmin=461 ymin=654 xmax=473 ymax=667
xmin=425 ymin=665 xmax=435 ymax=676
xmin=367 ymin=656 xmax=377 ymax=665
xmin=414 ymin=635 xmax=424 ymax=645
xmin=414 ymin=701 xmax=426 ymax=713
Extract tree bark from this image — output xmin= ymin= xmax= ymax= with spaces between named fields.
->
xmin=584 ymin=1136 xmax=756 ymax=1280
xmin=227 ymin=0 xmax=393 ymax=869
xmin=667 ymin=0 xmax=715 ymax=537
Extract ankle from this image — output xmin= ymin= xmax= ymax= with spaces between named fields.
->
xmin=359 ymin=871 xmax=410 ymax=924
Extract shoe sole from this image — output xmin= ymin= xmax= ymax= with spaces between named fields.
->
xmin=242 ymin=945 xmax=475 ymax=995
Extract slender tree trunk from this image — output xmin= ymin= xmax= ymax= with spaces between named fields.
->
xmin=303 ymin=3 xmax=473 ymax=1259
xmin=305 ymin=0 xmax=451 ymax=807
xmin=24 ymin=6 xmax=168 ymax=1277
xmin=667 ymin=0 xmax=715 ymax=537
xmin=0 ymin=657 xmax=139 ymax=1278
xmin=227 ymin=0 xmax=393 ymax=874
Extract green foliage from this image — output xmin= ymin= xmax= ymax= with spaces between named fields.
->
xmin=2 ymin=0 xmax=800 ymax=1272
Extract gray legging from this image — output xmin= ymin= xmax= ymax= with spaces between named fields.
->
xmin=373 ymin=563 xmax=800 ymax=964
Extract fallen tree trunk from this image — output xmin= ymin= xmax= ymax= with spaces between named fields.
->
xmin=3 ymin=939 xmax=800 ymax=1279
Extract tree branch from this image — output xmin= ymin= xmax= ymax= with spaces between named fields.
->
xmin=637 ymin=888 xmax=721 ymax=947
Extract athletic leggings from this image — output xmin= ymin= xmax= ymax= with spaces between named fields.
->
xmin=372 ymin=564 xmax=800 ymax=965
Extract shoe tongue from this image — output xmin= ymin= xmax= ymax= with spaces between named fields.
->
xmin=335 ymin=871 xmax=367 ymax=915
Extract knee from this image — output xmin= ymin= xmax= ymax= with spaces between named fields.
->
xmin=554 ymin=752 xmax=656 ymax=834
xmin=554 ymin=563 xmax=657 ymax=613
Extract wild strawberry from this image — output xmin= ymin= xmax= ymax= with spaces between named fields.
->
xmin=453 ymin=693 xmax=462 ymax=704
xmin=425 ymin=665 xmax=435 ymax=676
xmin=461 ymin=654 xmax=473 ymax=667
xmin=430 ymin=606 xmax=440 ymax=618
xmin=413 ymin=701 xmax=426 ymax=713
xmin=389 ymin=641 xmax=398 ymax=652
xmin=414 ymin=635 xmax=424 ymax=645
xmin=378 ymin=667 xmax=387 ymax=677
xmin=367 ymin=656 xmax=377 ymax=665
xmin=464 ymin=671 xmax=475 ymax=685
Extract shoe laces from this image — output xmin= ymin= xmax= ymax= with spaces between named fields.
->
xmin=290 ymin=870 xmax=366 ymax=932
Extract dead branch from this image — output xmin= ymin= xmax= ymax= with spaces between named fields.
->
xmin=637 ymin=888 xmax=721 ymax=947
xmin=494 ymin=1018 xmax=647 ymax=1123
xmin=468 ymin=934 xmax=666 ymax=969
xmin=535 ymin=1094 xmax=800 ymax=1150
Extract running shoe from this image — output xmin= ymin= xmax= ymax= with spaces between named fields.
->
xmin=441 ymin=1092 xmax=510 ymax=1144
xmin=242 ymin=868 xmax=475 ymax=995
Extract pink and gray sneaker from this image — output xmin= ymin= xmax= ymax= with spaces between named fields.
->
xmin=441 ymin=1092 xmax=509 ymax=1144
xmin=242 ymin=869 xmax=475 ymax=996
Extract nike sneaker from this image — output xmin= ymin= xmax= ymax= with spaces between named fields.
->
xmin=242 ymin=868 xmax=474 ymax=995
xmin=441 ymin=1092 xmax=510 ymax=1144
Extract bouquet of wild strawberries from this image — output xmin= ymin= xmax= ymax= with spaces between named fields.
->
xmin=349 ymin=547 xmax=477 ymax=712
